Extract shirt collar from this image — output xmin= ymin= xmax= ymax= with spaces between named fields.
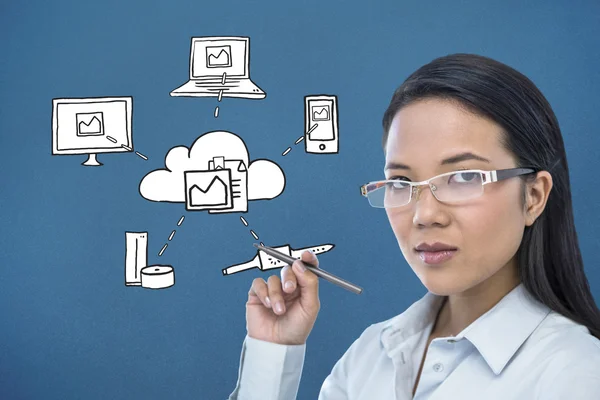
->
xmin=379 ymin=283 xmax=551 ymax=375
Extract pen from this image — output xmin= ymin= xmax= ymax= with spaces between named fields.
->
xmin=253 ymin=243 xmax=363 ymax=295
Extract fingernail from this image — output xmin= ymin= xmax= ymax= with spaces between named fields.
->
xmin=275 ymin=302 xmax=283 ymax=313
xmin=284 ymin=281 xmax=294 ymax=290
xmin=265 ymin=296 xmax=271 ymax=307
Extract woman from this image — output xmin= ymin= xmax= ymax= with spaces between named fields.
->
xmin=228 ymin=54 xmax=600 ymax=399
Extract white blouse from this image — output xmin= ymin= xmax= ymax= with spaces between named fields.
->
xmin=228 ymin=283 xmax=600 ymax=399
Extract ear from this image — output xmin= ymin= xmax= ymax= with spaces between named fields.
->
xmin=524 ymin=171 xmax=553 ymax=226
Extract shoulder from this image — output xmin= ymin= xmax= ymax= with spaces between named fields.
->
xmin=535 ymin=311 xmax=600 ymax=360
xmin=533 ymin=311 xmax=600 ymax=394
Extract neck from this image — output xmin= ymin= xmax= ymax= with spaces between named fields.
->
xmin=433 ymin=260 xmax=520 ymax=337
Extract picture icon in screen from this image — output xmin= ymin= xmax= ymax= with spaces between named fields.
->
xmin=76 ymin=112 xmax=104 ymax=136
xmin=206 ymin=45 xmax=232 ymax=68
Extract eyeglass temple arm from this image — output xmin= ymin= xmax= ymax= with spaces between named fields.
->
xmin=360 ymin=181 xmax=387 ymax=197
xmin=494 ymin=168 xmax=536 ymax=182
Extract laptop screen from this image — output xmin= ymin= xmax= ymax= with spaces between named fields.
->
xmin=190 ymin=37 xmax=248 ymax=79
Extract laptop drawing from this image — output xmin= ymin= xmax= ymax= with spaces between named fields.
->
xmin=170 ymin=36 xmax=266 ymax=99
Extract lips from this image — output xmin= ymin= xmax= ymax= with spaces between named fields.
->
xmin=414 ymin=242 xmax=458 ymax=252
xmin=414 ymin=242 xmax=458 ymax=265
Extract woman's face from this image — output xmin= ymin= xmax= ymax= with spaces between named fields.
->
xmin=384 ymin=98 xmax=529 ymax=296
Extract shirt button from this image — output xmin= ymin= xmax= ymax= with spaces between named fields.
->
xmin=433 ymin=363 xmax=444 ymax=372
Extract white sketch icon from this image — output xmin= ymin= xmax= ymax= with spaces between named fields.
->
xmin=222 ymin=243 xmax=335 ymax=275
xmin=305 ymin=95 xmax=339 ymax=154
xmin=170 ymin=36 xmax=266 ymax=99
xmin=207 ymin=45 xmax=232 ymax=67
xmin=185 ymin=168 xmax=232 ymax=210
xmin=125 ymin=232 xmax=175 ymax=290
xmin=312 ymin=105 xmax=330 ymax=121
xmin=52 ymin=96 xmax=133 ymax=166
xmin=140 ymin=265 xmax=175 ymax=289
xmin=207 ymin=156 xmax=248 ymax=214
xmin=76 ymin=112 xmax=104 ymax=136
xmin=139 ymin=131 xmax=284 ymax=213
xmin=125 ymin=232 xmax=148 ymax=286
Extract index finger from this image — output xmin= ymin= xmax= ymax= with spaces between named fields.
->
xmin=300 ymin=250 xmax=319 ymax=268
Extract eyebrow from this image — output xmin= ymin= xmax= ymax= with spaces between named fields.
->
xmin=384 ymin=152 xmax=491 ymax=171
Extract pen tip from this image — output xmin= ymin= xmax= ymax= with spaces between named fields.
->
xmin=252 ymin=243 xmax=260 ymax=249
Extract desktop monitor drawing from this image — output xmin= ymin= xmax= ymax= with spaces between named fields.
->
xmin=170 ymin=36 xmax=266 ymax=99
xmin=52 ymin=96 xmax=133 ymax=166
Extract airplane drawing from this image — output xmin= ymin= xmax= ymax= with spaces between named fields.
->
xmin=222 ymin=243 xmax=335 ymax=275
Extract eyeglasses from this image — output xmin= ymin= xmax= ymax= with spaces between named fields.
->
xmin=360 ymin=168 xmax=537 ymax=209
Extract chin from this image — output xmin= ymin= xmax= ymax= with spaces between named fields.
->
xmin=413 ymin=269 xmax=466 ymax=296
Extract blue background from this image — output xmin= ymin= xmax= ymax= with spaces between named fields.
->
xmin=1 ymin=0 xmax=599 ymax=399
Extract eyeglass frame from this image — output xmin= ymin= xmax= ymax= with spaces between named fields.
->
xmin=360 ymin=167 xmax=538 ymax=208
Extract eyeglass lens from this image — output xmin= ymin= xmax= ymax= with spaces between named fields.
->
xmin=368 ymin=171 xmax=484 ymax=208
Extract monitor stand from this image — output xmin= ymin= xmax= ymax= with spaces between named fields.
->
xmin=82 ymin=153 xmax=103 ymax=166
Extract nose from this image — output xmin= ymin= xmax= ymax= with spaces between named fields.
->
xmin=413 ymin=184 xmax=435 ymax=202
xmin=412 ymin=184 xmax=448 ymax=227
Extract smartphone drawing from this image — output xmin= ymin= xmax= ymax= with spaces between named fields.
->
xmin=304 ymin=95 xmax=339 ymax=154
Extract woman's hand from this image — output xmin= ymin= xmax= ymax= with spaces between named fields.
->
xmin=246 ymin=251 xmax=321 ymax=345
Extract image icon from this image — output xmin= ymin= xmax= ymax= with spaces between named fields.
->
xmin=206 ymin=45 xmax=232 ymax=67
xmin=76 ymin=112 xmax=104 ymax=136
xmin=185 ymin=169 xmax=233 ymax=211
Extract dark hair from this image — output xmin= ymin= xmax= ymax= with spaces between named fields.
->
xmin=382 ymin=53 xmax=600 ymax=339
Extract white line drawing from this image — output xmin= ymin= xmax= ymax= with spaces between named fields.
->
xmin=125 ymin=232 xmax=148 ymax=286
xmin=214 ymin=106 xmax=219 ymax=118
xmin=170 ymin=36 xmax=266 ymax=99
xmin=177 ymin=216 xmax=185 ymax=226
xmin=168 ymin=230 xmax=176 ymax=241
xmin=207 ymin=45 xmax=232 ymax=67
xmin=135 ymin=151 xmax=148 ymax=160
xmin=185 ymin=169 xmax=232 ymax=210
xmin=240 ymin=216 xmax=248 ymax=226
xmin=305 ymin=95 xmax=339 ymax=154
xmin=250 ymin=230 xmax=259 ymax=240
xmin=52 ymin=97 xmax=133 ymax=166
xmin=280 ymin=127 xmax=315 ymax=157
xmin=222 ymin=243 xmax=335 ymax=275
xmin=158 ymin=243 xmax=168 ymax=256
xmin=139 ymin=131 xmax=285 ymax=213
xmin=140 ymin=265 xmax=175 ymax=289
xmin=76 ymin=112 xmax=104 ymax=136
xmin=125 ymin=232 xmax=175 ymax=290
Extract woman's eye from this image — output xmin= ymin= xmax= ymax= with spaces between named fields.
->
xmin=450 ymin=172 xmax=480 ymax=183
xmin=388 ymin=176 xmax=411 ymax=181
